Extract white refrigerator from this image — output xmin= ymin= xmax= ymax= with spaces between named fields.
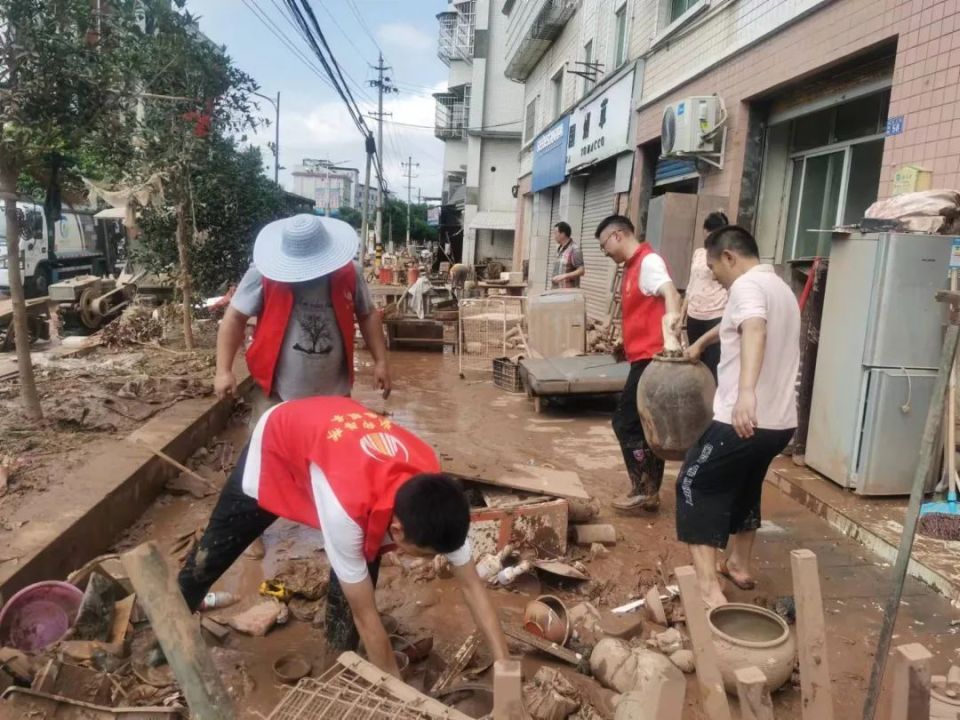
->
xmin=806 ymin=232 xmax=953 ymax=495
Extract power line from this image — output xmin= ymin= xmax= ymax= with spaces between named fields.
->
xmin=345 ymin=0 xmax=382 ymax=54
xmin=367 ymin=115 xmax=523 ymax=132
xmin=266 ymin=0 xmax=375 ymax=105
xmin=314 ymin=0 xmax=369 ymax=59
xmin=240 ymin=0 xmax=334 ymax=92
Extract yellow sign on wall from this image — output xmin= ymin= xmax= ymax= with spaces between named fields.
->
xmin=892 ymin=164 xmax=933 ymax=196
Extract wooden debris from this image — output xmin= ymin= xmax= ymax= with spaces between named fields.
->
xmin=503 ymin=625 xmax=584 ymax=667
xmin=790 ymin=549 xmax=834 ymax=720
xmin=493 ymin=659 xmax=524 ymax=720
xmin=675 ymin=566 xmax=732 ymax=720
xmin=429 ymin=631 xmax=480 ymax=696
xmin=735 ymin=666 xmax=775 ymax=720
xmin=121 ymin=541 xmax=234 ymax=720
xmin=890 ymin=643 xmax=932 ymax=720
xmin=200 ymin=617 xmax=231 ymax=643
xmin=457 ymin=464 xmax=589 ymax=501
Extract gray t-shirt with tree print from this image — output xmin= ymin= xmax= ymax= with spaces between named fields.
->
xmin=231 ymin=262 xmax=373 ymax=401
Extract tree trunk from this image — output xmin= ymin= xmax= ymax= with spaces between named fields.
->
xmin=1 ymin=173 xmax=43 ymax=420
xmin=175 ymin=198 xmax=194 ymax=351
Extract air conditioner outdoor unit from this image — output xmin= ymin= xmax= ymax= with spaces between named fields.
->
xmin=661 ymin=96 xmax=721 ymax=156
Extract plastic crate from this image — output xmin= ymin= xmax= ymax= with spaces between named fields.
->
xmin=493 ymin=356 xmax=524 ymax=393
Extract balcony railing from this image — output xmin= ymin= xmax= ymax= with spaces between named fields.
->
xmin=504 ymin=0 xmax=578 ymax=82
xmin=436 ymin=0 xmax=475 ymax=65
xmin=434 ymin=84 xmax=471 ymax=141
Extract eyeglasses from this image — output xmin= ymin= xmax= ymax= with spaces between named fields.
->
xmin=598 ymin=229 xmax=620 ymax=248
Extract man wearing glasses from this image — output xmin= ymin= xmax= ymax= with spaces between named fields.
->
xmin=595 ymin=215 xmax=682 ymax=514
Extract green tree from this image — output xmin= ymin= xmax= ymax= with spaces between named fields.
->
xmin=0 ymin=0 xmax=142 ymax=419
xmin=128 ymin=2 xmax=260 ymax=349
xmin=136 ymin=139 xmax=292 ymax=298
xmin=337 ymin=205 xmax=363 ymax=229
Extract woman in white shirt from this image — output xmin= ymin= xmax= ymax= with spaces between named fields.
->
xmin=681 ymin=211 xmax=729 ymax=381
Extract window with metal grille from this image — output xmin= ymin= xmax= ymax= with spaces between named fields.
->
xmin=525 ymin=96 xmax=539 ymax=143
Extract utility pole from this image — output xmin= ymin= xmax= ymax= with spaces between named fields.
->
xmin=369 ymin=54 xmax=396 ymax=263
xmin=402 ymin=156 xmax=419 ymax=251
xmin=360 ymin=133 xmax=375 ymax=267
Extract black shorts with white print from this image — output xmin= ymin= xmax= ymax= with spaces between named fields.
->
xmin=675 ymin=421 xmax=794 ymax=548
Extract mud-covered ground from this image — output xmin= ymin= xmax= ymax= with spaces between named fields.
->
xmin=99 ymin=349 xmax=960 ymax=719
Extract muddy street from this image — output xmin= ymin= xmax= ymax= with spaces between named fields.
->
xmin=96 ymin=349 xmax=960 ymax=719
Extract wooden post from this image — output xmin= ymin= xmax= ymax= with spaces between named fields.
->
xmin=735 ymin=666 xmax=775 ymax=720
xmin=890 ymin=644 xmax=932 ymax=720
xmin=121 ymin=542 xmax=233 ymax=720
xmin=790 ymin=549 xmax=834 ymax=720
xmin=493 ymin=659 xmax=524 ymax=720
xmin=675 ymin=565 xmax=732 ymax=720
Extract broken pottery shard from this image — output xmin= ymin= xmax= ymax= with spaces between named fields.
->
xmin=226 ymin=599 xmax=283 ymax=637
xmin=534 ymin=560 xmax=589 ymax=581
xmin=590 ymin=543 xmax=609 ymax=559
xmin=669 ymin=649 xmax=695 ymax=674
xmin=523 ymin=667 xmax=581 ymax=720
xmin=73 ymin=573 xmax=116 ymax=642
xmin=590 ymin=638 xmax=684 ymax=695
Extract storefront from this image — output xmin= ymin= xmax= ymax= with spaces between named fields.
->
xmin=528 ymin=114 xmax=570 ymax=295
xmin=566 ymin=67 xmax=637 ymax=320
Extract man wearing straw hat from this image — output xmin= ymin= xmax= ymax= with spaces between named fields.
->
xmin=214 ymin=214 xmax=391 ymax=419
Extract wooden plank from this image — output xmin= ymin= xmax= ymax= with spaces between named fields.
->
xmin=735 ymin=666 xmax=775 ymax=720
xmin=465 ymin=464 xmax=589 ymax=501
xmin=790 ymin=549 xmax=835 ymax=720
xmin=493 ymin=659 xmax=524 ymax=720
xmin=121 ymin=542 xmax=234 ymax=720
xmin=429 ymin=632 xmax=480 ymax=696
xmin=480 ymin=486 xmax=551 ymax=509
xmin=502 ymin=625 xmax=584 ymax=666
xmin=675 ymin=565 xmax=732 ymax=720
xmin=890 ymin=644 xmax=932 ymax=720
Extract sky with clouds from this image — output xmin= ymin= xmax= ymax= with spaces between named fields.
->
xmin=185 ymin=0 xmax=449 ymax=202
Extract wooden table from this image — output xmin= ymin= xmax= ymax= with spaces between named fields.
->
xmin=477 ymin=281 xmax=526 ymax=297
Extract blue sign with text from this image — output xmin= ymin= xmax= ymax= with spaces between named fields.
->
xmin=531 ymin=115 xmax=570 ymax=193
xmin=886 ymin=115 xmax=905 ymax=137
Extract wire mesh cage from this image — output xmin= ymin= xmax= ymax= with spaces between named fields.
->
xmin=458 ymin=297 xmax=525 ymax=378
xmin=267 ymin=652 xmax=472 ymax=720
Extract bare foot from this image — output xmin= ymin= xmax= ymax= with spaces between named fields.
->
xmin=698 ymin=577 xmax=729 ymax=610
xmin=718 ymin=557 xmax=756 ymax=590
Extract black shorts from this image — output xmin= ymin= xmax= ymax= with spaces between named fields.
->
xmin=675 ymin=421 xmax=794 ymax=548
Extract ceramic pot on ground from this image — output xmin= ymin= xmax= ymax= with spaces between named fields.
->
xmin=635 ymin=355 xmax=716 ymax=461
xmin=707 ymin=603 xmax=797 ymax=694
xmin=931 ymin=686 xmax=960 ymax=719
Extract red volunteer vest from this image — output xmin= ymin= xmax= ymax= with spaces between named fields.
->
xmin=622 ymin=243 xmax=667 ymax=362
xmin=254 ymin=397 xmax=441 ymax=562
xmin=246 ymin=263 xmax=357 ymax=397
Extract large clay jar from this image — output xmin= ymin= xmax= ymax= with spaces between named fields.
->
xmin=636 ymin=355 xmax=716 ymax=461
xmin=708 ymin=603 xmax=797 ymax=694
xmin=931 ymin=685 xmax=960 ymax=719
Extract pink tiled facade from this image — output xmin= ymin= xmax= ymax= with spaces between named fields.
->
xmin=634 ymin=0 xmax=960 ymax=216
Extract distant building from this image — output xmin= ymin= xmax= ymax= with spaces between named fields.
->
xmin=435 ymin=0 xmax=524 ymax=266
xmin=292 ymin=160 xmax=361 ymax=214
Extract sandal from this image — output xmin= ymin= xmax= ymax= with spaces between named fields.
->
xmin=718 ymin=558 xmax=757 ymax=591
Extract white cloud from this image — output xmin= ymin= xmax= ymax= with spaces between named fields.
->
xmin=376 ymin=22 xmax=434 ymax=52
xmin=247 ymin=86 xmax=447 ymax=201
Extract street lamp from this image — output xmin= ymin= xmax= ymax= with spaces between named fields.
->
xmin=253 ymin=90 xmax=280 ymax=186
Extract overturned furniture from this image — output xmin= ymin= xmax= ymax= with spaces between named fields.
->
xmin=519 ymin=354 xmax=630 ymax=413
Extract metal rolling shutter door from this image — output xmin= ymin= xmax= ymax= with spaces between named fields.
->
xmin=579 ymin=164 xmax=617 ymax=321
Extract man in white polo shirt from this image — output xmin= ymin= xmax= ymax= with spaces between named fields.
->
xmin=681 ymin=225 xmax=799 ymax=608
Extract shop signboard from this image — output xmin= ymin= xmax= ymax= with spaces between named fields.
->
xmin=531 ymin=114 xmax=570 ymax=192
xmin=566 ymin=69 xmax=635 ymax=173
xmin=427 ymin=206 xmax=441 ymax=226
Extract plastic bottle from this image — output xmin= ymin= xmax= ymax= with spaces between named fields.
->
xmin=199 ymin=591 xmax=238 ymax=610
xmin=494 ymin=560 xmax=533 ymax=586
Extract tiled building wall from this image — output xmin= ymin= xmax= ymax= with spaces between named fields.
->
xmin=632 ymin=0 xmax=960 ymax=214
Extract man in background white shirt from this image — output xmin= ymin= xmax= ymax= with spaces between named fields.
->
xmin=682 ymin=225 xmax=799 ymax=608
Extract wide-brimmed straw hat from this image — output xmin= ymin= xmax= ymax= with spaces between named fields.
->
xmin=253 ymin=214 xmax=359 ymax=283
